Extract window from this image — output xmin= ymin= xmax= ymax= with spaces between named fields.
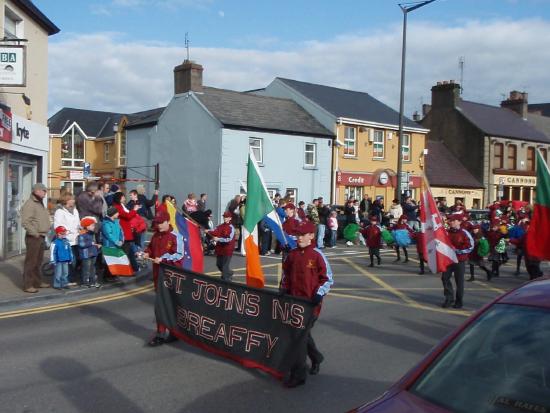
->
xmin=119 ymin=131 xmax=127 ymax=166
xmin=526 ymin=146 xmax=535 ymax=171
xmin=267 ymin=188 xmax=278 ymax=200
xmin=493 ymin=143 xmax=504 ymax=169
xmin=540 ymin=148 xmax=548 ymax=164
xmin=249 ymin=138 xmax=263 ymax=163
xmin=61 ymin=126 xmax=85 ymax=168
xmin=373 ymin=130 xmax=384 ymax=159
xmin=401 ymin=134 xmax=411 ymax=161
xmin=285 ymin=188 xmax=297 ymax=204
xmin=4 ymin=8 xmax=21 ymax=39
xmin=345 ymin=186 xmax=363 ymax=201
xmin=507 ymin=144 xmax=517 ymax=170
xmin=304 ymin=143 xmax=316 ymax=167
xmin=344 ymin=127 xmax=356 ymax=157
xmin=60 ymin=181 xmax=84 ymax=196
xmin=104 ymin=142 xmax=111 ymax=162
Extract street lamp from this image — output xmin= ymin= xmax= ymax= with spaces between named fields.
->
xmin=395 ymin=0 xmax=437 ymax=203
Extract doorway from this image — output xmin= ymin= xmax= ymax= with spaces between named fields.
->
xmin=6 ymin=161 xmax=36 ymax=256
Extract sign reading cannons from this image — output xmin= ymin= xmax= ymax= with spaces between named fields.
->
xmin=155 ymin=264 xmax=316 ymax=379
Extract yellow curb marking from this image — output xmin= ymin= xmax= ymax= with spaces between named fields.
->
xmin=472 ymin=280 xmax=505 ymax=294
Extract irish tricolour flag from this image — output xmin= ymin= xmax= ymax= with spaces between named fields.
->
xmin=103 ymin=246 xmax=134 ymax=276
xmin=242 ymin=151 xmax=284 ymax=288
xmin=526 ymin=150 xmax=550 ymax=260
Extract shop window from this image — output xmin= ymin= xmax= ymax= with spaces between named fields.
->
xmin=472 ymin=198 xmax=481 ymax=209
xmin=285 ymin=188 xmax=297 ymax=204
xmin=104 ymin=142 xmax=111 ymax=162
xmin=61 ymin=126 xmax=85 ymax=168
xmin=540 ymin=148 xmax=548 ymax=163
xmin=526 ymin=146 xmax=535 ymax=171
xmin=304 ymin=143 xmax=316 ymax=167
xmin=344 ymin=186 xmax=363 ymax=201
xmin=494 ymin=143 xmax=504 ymax=169
xmin=402 ymin=134 xmax=411 ymax=162
xmin=119 ymin=131 xmax=127 ymax=166
xmin=249 ymin=137 xmax=263 ymax=163
xmin=373 ymin=130 xmax=384 ymax=159
xmin=344 ymin=127 xmax=356 ymax=157
xmin=507 ymin=144 xmax=516 ymax=170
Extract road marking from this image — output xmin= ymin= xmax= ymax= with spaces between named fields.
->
xmin=277 ymin=263 xmax=282 ymax=288
xmin=0 ymin=285 xmax=155 ymax=319
xmin=472 ymin=280 xmax=505 ymax=294
xmin=330 ymin=292 xmax=472 ymax=317
xmin=342 ymin=258 xmax=423 ymax=309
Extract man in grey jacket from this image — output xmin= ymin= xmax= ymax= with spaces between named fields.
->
xmin=21 ymin=183 xmax=51 ymax=293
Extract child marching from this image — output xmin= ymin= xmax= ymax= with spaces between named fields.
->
xmin=361 ymin=216 xmax=382 ymax=267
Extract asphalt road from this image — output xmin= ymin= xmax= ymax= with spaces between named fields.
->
xmin=0 ymin=245 xmax=529 ymax=413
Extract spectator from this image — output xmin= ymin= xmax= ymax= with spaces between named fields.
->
xmin=76 ymin=183 xmax=103 ymax=224
xmin=77 ymin=217 xmax=101 ymax=288
xmin=344 ymin=199 xmax=356 ymax=225
xmin=112 ymin=192 xmax=140 ymax=272
xmin=101 ymin=206 xmax=124 ymax=283
xmin=197 ymin=193 xmax=208 ymax=212
xmin=437 ymin=199 xmax=450 ymax=215
xmin=136 ymin=184 xmax=158 ymax=219
xmin=53 ymin=193 xmax=80 ymax=283
xmin=105 ymin=183 xmax=120 ymax=207
xmin=402 ymin=197 xmax=420 ymax=231
xmin=21 ymin=183 xmax=51 ymax=293
xmin=307 ymin=198 xmax=320 ymax=225
xmin=297 ymin=201 xmax=307 ymax=221
xmin=317 ymin=197 xmax=330 ymax=249
xmin=359 ymin=194 xmax=372 ymax=218
xmin=97 ymin=182 xmax=109 ymax=217
xmin=388 ymin=199 xmax=403 ymax=225
xmin=50 ymin=226 xmax=73 ymax=290
xmin=183 ymin=193 xmax=198 ymax=213
xmin=327 ymin=210 xmax=338 ymax=248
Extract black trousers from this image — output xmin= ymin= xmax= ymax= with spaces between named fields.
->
xmin=369 ymin=247 xmax=380 ymax=265
xmin=216 ymin=255 xmax=233 ymax=281
xmin=122 ymin=241 xmax=139 ymax=271
xmin=419 ymin=252 xmax=425 ymax=273
xmin=289 ymin=319 xmax=323 ymax=382
xmin=442 ymin=261 xmax=465 ymax=304
xmin=395 ymin=246 xmax=408 ymax=260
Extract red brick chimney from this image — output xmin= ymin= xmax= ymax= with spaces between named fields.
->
xmin=500 ymin=90 xmax=528 ymax=119
xmin=174 ymin=60 xmax=203 ymax=94
xmin=431 ymin=80 xmax=461 ymax=110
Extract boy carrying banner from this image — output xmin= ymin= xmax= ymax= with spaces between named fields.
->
xmin=280 ymin=221 xmax=334 ymax=388
xmin=143 ymin=210 xmax=184 ymax=346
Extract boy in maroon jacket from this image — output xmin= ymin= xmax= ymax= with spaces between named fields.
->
xmin=207 ymin=211 xmax=236 ymax=281
xmin=360 ymin=216 xmax=382 ymax=267
xmin=280 ymin=221 xmax=334 ymax=388
xmin=442 ymin=214 xmax=474 ymax=309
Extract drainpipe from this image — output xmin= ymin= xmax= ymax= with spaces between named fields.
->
xmin=332 ymin=120 xmax=342 ymax=204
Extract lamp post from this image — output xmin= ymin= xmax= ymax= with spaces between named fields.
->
xmin=395 ymin=0 xmax=436 ymax=203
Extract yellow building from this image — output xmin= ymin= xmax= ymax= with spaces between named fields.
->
xmin=258 ymin=78 xmax=429 ymax=206
xmin=48 ymin=108 xmax=127 ymax=200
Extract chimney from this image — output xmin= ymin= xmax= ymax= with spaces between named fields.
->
xmin=500 ymin=90 xmax=528 ymax=119
xmin=431 ymin=80 xmax=461 ymax=110
xmin=422 ymin=103 xmax=431 ymax=117
xmin=412 ymin=111 xmax=421 ymax=122
xmin=174 ymin=60 xmax=203 ymax=94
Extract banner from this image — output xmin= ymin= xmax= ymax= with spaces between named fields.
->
xmin=155 ymin=264 xmax=316 ymax=379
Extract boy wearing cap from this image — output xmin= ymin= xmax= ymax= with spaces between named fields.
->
xmin=442 ymin=214 xmax=474 ymax=309
xmin=50 ymin=226 xmax=74 ymax=290
xmin=78 ymin=216 xmax=101 ymax=288
xmin=207 ymin=212 xmax=236 ymax=281
xmin=360 ymin=216 xmax=382 ymax=267
xmin=280 ymin=220 xmax=334 ymax=388
xmin=143 ymin=210 xmax=184 ymax=346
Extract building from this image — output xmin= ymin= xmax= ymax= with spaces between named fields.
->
xmin=425 ymin=141 xmax=484 ymax=209
xmin=255 ymin=78 xmax=429 ymax=204
xmin=421 ymin=82 xmax=550 ymax=205
xmin=48 ymin=108 xmax=126 ymax=199
xmin=126 ymin=61 xmax=334 ymax=221
xmin=0 ymin=0 xmax=58 ymax=259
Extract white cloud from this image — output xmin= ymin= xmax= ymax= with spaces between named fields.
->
xmin=48 ymin=19 xmax=550 ymax=119
xmin=218 ymin=10 xmax=224 ymax=18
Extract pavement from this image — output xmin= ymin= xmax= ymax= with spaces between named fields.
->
xmin=0 ymin=243 xmax=542 ymax=413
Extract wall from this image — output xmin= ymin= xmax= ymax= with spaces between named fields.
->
xmin=125 ymin=126 xmax=153 ymax=193
xmin=430 ymin=187 xmax=484 ymax=210
xmin=0 ymin=0 xmax=50 ymax=125
xmin=220 ymin=128 xmax=332 ymax=219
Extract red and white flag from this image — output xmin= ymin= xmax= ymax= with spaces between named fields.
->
xmin=420 ymin=183 xmax=458 ymax=273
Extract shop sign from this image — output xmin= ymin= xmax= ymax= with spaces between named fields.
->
xmin=0 ymin=46 xmax=25 ymax=86
xmin=337 ymin=172 xmax=370 ymax=187
xmin=493 ymin=175 xmax=536 ymax=186
xmin=69 ymin=170 xmax=84 ymax=180
xmin=379 ymin=172 xmax=389 ymax=185
xmin=0 ymin=105 xmax=12 ymax=143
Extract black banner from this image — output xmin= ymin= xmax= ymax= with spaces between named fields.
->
xmin=155 ymin=264 xmax=316 ymax=379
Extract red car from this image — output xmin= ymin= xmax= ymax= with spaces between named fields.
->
xmin=351 ymin=277 xmax=550 ymax=413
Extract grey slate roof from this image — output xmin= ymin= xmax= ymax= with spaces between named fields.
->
xmin=529 ymin=103 xmax=550 ymax=117
xmin=48 ymin=108 xmax=125 ymax=138
xmin=126 ymin=107 xmax=166 ymax=129
xmin=457 ymin=100 xmax=550 ymax=143
xmin=527 ymin=112 xmax=550 ymax=139
xmin=425 ymin=140 xmax=484 ymax=189
xmin=195 ymin=87 xmax=334 ymax=137
xmin=276 ymin=78 xmax=421 ymax=129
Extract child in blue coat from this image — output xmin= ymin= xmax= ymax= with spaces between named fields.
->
xmin=78 ymin=216 xmax=101 ymax=288
xmin=50 ymin=226 xmax=73 ymax=289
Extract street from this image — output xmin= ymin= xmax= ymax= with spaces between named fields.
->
xmin=0 ymin=246 xmax=527 ymax=413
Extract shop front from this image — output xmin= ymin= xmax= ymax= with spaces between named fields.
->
xmin=336 ymin=170 xmax=422 ymax=205
xmin=0 ymin=109 xmax=49 ymax=259
xmin=492 ymin=174 xmax=536 ymax=204
xmin=430 ymin=187 xmax=485 ymax=210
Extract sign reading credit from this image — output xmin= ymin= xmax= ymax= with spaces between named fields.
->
xmin=0 ymin=46 xmax=25 ymax=86
xmin=155 ymin=264 xmax=316 ymax=379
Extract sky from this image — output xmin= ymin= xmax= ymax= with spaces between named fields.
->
xmin=35 ymin=0 xmax=550 ymax=118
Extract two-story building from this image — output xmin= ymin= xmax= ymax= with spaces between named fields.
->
xmin=255 ymin=78 xmax=429 ymax=205
xmin=126 ymin=61 xmax=334 ymax=221
xmin=421 ymin=82 xmax=550 ymax=205
xmin=0 ymin=0 xmax=58 ymax=259
xmin=48 ymin=108 xmax=126 ymax=199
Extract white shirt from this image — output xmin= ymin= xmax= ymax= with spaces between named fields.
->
xmin=53 ymin=207 xmax=81 ymax=246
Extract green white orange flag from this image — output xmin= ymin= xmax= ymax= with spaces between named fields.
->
xmin=242 ymin=151 xmax=275 ymax=288
xmin=526 ymin=150 xmax=550 ymax=260
xmin=102 ymin=246 xmax=134 ymax=276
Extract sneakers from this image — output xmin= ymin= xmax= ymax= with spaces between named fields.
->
xmin=284 ymin=377 xmax=306 ymax=388
xmin=441 ymin=298 xmax=454 ymax=308
xmin=67 ymin=282 xmax=78 ymax=287
xmin=94 ymin=283 xmax=102 ymax=288
xmin=24 ymin=287 xmax=38 ymax=293
xmin=148 ymin=336 xmax=165 ymax=347
xmin=346 ymin=241 xmax=353 ymax=246
xmin=453 ymin=301 xmax=463 ymax=309
xmin=38 ymin=282 xmax=51 ymax=288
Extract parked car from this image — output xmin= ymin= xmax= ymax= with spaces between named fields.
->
xmin=350 ymin=276 xmax=550 ymax=413
xmin=468 ymin=208 xmax=490 ymax=224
